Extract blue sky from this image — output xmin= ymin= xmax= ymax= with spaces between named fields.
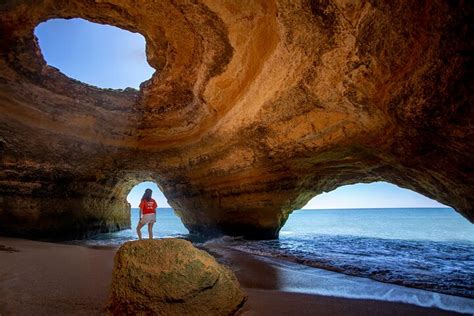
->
xmin=35 ymin=18 xmax=154 ymax=89
xmin=36 ymin=18 xmax=447 ymax=210
xmin=302 ymin=182 xmax=446 ymax=209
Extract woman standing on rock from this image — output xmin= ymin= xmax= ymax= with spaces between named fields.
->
xmin=137 ymin=188 xmax=157 ymax=240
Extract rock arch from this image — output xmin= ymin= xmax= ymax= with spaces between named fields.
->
xmin=0 ymin=0 xmax=472 ymax=239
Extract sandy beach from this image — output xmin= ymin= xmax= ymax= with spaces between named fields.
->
xmin=0 ymin=237 xmax=469 ymax=315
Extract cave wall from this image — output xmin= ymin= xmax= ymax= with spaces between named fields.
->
xmin=0 ymin=0 xmax=472 ymax=239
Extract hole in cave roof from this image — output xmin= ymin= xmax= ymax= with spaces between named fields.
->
xmin=35 ymin=18 xmax=155 ymax=90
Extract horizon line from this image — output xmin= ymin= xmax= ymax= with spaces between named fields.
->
xmin=299 ymin=207 xmax=452 ymax=210
xmin=130 ymin=206 xmax=452 ymax=210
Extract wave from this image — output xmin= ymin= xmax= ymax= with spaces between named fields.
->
xmin=204 ymin=234 xmax=474 ymax=299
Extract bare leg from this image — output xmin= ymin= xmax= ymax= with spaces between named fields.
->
xmin=136 ymin=221 xmax=145 ymax=240
xmin=148 ymin=223 xmax=154 ymax=239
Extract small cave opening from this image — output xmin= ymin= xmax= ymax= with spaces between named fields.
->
xmin=126 ymin=181 xmax=188 ymax=239
xmin=34 ymin=18 xmax=154 ymax=89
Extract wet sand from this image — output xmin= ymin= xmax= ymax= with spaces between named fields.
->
xmin=0 ymin=237 xmax=468 ymax=315
xmin=205 ymin=245 xmax=470 ymax=316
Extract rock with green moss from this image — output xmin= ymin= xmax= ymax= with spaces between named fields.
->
xmin=109 ymin=238 xmax=246 ymax=315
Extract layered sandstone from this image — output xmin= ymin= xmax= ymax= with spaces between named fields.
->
xmin=0 ymin=1 xmax=472 ymax=239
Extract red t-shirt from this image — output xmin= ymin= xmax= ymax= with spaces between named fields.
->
xmin=139 ymin=198 xmax=157 ymax=214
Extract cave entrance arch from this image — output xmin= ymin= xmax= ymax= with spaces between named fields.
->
xmin=282 ymin=181 xmax=473 ymax=241
xmin=126 ymin=181 xmax=188 ymax=238
xmin=271 ymin=182 xmax=474 ymax=300
xmin=34 ymin=18 xmax=154 ymax=89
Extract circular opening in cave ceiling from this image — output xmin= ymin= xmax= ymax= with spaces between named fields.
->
xmin=34 ymin=18 xmax=155 ymax=90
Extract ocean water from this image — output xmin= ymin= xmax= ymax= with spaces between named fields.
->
xmin=87 ymin=208 xmax=188 ymax=244
xmin=235 ymin=208 xmax=474 ymax=298
xmin=87 ymin=207 xmax=474 ymax=300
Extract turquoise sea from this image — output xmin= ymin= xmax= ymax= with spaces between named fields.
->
xmin=88 ymin=207 xmax=474 ymax=300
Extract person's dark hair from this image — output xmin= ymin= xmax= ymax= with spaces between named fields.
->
xmin=141 ymin=188 xmax=153 ymax=201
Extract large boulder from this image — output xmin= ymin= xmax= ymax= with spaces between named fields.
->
xmin=109 ymin=238 xmax=246 ymax=315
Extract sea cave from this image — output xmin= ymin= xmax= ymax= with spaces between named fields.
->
xmin=0 ymin=1 xmax=472 ymax=315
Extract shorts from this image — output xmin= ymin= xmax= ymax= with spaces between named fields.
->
xmin=139 ymin=213 xmax=156 ymax=224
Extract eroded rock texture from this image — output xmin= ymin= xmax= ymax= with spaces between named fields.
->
xmin=0 ymin=1 xmax=472 ymax=239
xmin=109 ymin=239 xmax=246 ymax=315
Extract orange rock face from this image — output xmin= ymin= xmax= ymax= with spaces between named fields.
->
xmin=0 ymin=1 xmax=472 ymax=239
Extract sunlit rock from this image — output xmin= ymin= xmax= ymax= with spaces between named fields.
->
xmin=0 ymin=1 xmax=472 ymax=239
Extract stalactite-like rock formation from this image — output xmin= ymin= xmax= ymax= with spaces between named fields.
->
xmin=0 ymin=0 xmax=472 ymax=239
